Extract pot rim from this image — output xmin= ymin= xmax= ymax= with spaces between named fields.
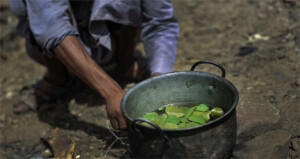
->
xmin=121 ymin=71 xmax=239 ymax=132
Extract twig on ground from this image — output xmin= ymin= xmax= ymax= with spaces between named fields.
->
xmin=104 ymin=120 xmax=128 ymax=158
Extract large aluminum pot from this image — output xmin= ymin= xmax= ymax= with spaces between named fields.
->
xmin=121 ymin=61 xmax=239 ymax=158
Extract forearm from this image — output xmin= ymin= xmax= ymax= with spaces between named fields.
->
xmin=53 ymin=35 xmax=122 ymax=99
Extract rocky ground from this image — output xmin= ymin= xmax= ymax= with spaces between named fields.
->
xmin=1 ymin=0 xmax=299 ymax=158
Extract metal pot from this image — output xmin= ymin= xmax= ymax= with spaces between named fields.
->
xmin=121 ymin=61 xmax=239 ymax=158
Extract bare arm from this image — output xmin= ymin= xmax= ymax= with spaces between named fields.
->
xmin=53 ymin=35 xmax=126 ymax=130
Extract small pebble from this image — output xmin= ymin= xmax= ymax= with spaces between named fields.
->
xmin=75 ymin=155 xmax=80 ymax=159
xmin=70 ymin=99 xmax=76 ymax=105
xmin=71 ymin=110 xmax=77 ymax=115
xmin=0 ymin=114 xmax=5 ymax=121
xmin=291 ymin=137 xmax=300 ymax=151
xmin=43 ymin=149 xmax=53 ymax=158
xmin=291 ymin=95 xmax=297 ymax=99
xmin=5 ymin=92 xmax=13 ymax=99
xmin=295 ymin=78 xmax=299 ymax=87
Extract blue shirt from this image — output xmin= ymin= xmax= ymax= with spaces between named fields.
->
xmin=9 ymin=0 xmax=179 ymax=74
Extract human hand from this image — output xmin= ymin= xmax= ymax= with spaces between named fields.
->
xmin=105 ymin=90 xmax=127 ymax=130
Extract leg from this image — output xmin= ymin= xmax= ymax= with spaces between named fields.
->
xmin=112 ymin=25 xmax=139 ymax=73
xmin=13 ymin=39 xmax=74 ymax=114
xmin=25 ymin=39 xmax=69 ymax=86
xmin=111 ymin=24 xmax=150 ymax=81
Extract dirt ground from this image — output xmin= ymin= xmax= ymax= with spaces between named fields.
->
xmin=1 ymin=0 xmax=299 ymax=158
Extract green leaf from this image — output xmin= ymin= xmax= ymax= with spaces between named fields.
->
xmin=195 ymin=104 xmax=209 ymax=112
xmin=184 ymin=106 xmax=196 ymax=118
xmin=185 ymin=122 xmax=199 ymax=128
xmin=165 ymin=115 xmax=181 ymax=124
xmin=191 ymin=111 xmax=211 ymax=122
xmin=211 ymin=107 xmax=224 ymax=117
xmin=141 ymin=122 xmax=152 ymax=127
xmin=158 ymin=106 xmax=164 ymax=111
xmin=141 ymin=114 xmax=167 ymax=128
xmin=143 ymin=112 xmax=159 ymax=121
xmin=178 ymin=123 xmax=186 ymax=128
xmin=188 ymin=115 xmax=206 ymax=124
xmin=165 ymin=105 xmax=188 ymax=118
xmin=163 ymin=123 xmax=179 ymax=129
xmin=180 ymin=117 xmax=189 ymax=123
xmin=153 ymin=114 xmax=167 ymax=127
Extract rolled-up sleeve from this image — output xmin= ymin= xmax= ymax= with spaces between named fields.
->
xmin=25 ymin=0 xmax=78 ymax=56
xmin=141 ymin=0 xmax=179 ymax=74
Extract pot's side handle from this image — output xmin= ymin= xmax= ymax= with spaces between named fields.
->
xmin=131 ymin=118 xmax=171 ymax=156
xmin=131 ymin=118 xmax=169 ymax=142
xmin=190 ymin=60 xmax=226 ymax=78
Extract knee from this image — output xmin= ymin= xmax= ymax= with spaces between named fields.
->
xmin=25 ymin=38 xmax=44 ymax=65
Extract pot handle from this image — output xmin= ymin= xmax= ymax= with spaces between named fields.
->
xmin=190 ymin=60 xmax=226 ymax=78
xmin=131 ymin=118 xmax=171 ymax=156
xmin=131 ymin=118 xmax=170 ymax=142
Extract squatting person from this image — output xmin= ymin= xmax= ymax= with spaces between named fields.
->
xmin=9 ymin=0 xmax=179 ymax=130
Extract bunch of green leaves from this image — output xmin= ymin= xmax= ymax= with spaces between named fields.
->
xmin=141 ymin=104 xmax=224 ymax=129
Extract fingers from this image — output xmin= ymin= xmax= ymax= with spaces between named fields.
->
xmin=110 ymin=118 xmax=119 ymax=130
xmin=106 ymin=91 xmax=127 ymax=130
xmin=109 ymin=111 xmax=127 ymax=130
xmin=110 ymin=118 xmax=126 ymax=130
xmin=118 ymin=115 xmax=127 ymax=130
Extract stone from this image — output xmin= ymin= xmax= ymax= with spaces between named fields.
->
xmin=291 ymin=136 xmax=300 ymax=151
xmin=0 ymin=114 xmax=5 ymax=122
xmin=236 ymin=95 xmax=280 ymax=137
xmin=70 ymin=99 xmax=76 ymax=105
xmin=5 ymin=91 xmax=14 ymax=99
xmin=48 ymin=129 xmax=76 ymax=159
xmin=234 ymin=130 xmax=292 ymax=158
xmin=295 ymin=78 xmax=300 ymax=87
xmin=43 ymin=149 xmax=53 ymax=158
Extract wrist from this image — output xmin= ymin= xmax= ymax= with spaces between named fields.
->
xmin=98 ymin=82 xmax=124 ymax=101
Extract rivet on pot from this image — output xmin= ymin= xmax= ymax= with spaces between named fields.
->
xmin=186 ymin=82 xmax=192 ymax=88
